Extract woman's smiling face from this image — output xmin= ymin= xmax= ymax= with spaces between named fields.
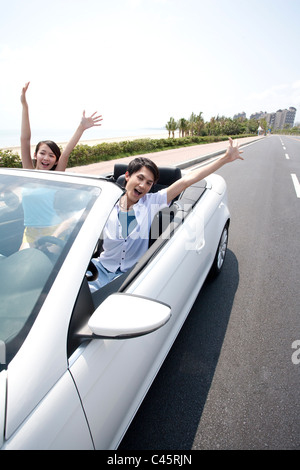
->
xmin=34 ymin=143 xmax=58 ymax=170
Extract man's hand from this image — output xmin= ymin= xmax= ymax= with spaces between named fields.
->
xmin=224 ymin=137 xmax=244 ymax=162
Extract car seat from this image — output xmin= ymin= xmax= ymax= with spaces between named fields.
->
xmin=113 ymin=163 xmax=182 ymax=193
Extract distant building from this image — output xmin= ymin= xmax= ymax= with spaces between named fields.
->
xmin=250 ymin=111 xmax=266 ymax=120
xmin=233 ymin=112 xmax=246 ymax=120
xmin=264 ymin=107 xmax=296 ymax=130
xmin=265 ymin=112 xmax=276 ymax=129
xmin=285 ymin=107 xmax=297 ymax=128
xmin=233 ymin=107 xmax=297 ymax=129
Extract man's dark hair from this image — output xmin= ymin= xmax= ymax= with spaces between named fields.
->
xmin=127 ymin=157 xmax=159 ymax=183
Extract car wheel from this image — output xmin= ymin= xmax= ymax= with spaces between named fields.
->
xmin=208 ymin=222 xmax=229 ymax=279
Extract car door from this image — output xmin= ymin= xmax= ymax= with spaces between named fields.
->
xmin=134 ymin=186 xmax=224 ymax=310
xmin=68 ymin=178 xmax=229 ymax=450
xmin=67 ymin=194 xmax=210 ymax=450
xmin=2 ymin=176 xmax=124 ymax=450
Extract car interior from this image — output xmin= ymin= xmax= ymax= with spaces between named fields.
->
xmin=0 ymin=169 xmax=209 ymax=362
xmin=67 ymin=164 xmax=208 ymax=357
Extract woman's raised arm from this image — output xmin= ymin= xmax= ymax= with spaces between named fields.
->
xmin=56 ymin=111 xmax=103 ymax=171
xmin=20 ymin=82 xmax=34 ymax=169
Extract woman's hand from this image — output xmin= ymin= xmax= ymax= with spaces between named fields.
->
xmin=21 ymin=82 xmax=30 ymax=106
xmin=57 ymin=110 xmax=103 ymax=171
xmin=80 ymin=110 xmax=103 ymax=130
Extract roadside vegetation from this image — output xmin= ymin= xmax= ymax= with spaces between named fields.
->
xmin=167 ymin=112 xmax=260 ymax=137
xmin=1 ymin=112 xmax=299 ymax=169
xmin=0 ymin=133 xmax=252 ymax=169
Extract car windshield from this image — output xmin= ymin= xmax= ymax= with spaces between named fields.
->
xmin=0 ymin=173 xmax=100 ymax=368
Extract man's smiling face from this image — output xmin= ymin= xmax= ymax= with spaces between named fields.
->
xmin=124 ymin=166 xmax=155 ymax=206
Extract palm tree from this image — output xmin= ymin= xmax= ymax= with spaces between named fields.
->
xmin=178 ymin=118 xmax=188 ymax=137
xmin=189 ymin=112 xmax=204 ymax=136
xmin=189 ymin=112 xmax=197 ymax=136
xmin=165 ymin=121 xmax=172 ymax=138
xmin=194 ymin=112 xmax=205 ymax=136
xmin=165 ymin=117 xmax=177 ymax=138
xmin=207 ymin=116 xmax=216 ymax=135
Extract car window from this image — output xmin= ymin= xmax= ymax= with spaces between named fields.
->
xmin=0 ymin=174 xmax=101 ymax=369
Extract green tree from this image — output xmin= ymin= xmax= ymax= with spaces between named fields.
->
xmin=194 ymin=112 xmax=205 ymax=135
xmin=188 ymin=112 xmax=197 ymax=136
xmin=178 ymin=118 xmax=189 ymax=137
xmin=188 ymin=112 xmax=205 ymax=136
xmin=246 ymin=118 xmax=259 ymax=134
xmin=165 ymin=117 xmax=177 ymax=138
xmin=260 ymin=118 xmax=268 ymax=134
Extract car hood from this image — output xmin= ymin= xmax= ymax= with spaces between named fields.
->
xmin=0 ymin=370 xmax=7 ymax=448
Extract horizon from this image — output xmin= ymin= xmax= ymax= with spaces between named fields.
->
xmin=0 ymin=108 xmax=298 ymax=149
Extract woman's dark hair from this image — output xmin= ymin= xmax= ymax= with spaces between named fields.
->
xmin=35 ymin=140 xmax=61 ymax=170
xmin=127 ymin=157 xmax=159 ymax=183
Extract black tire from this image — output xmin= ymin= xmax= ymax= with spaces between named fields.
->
xmin=208 ymin=222 xmax=229 ymax=279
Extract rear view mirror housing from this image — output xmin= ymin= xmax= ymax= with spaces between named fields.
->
xmin=80 ymin=293 xmax=171 ymax=340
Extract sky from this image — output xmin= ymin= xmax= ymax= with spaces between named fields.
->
xmin=1 ymin=0 xmax=300 ymax=141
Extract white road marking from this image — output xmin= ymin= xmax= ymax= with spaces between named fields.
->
xmin=291 ymin=174 xmax=300 ymax=198
xmin=285 ymin=153 xmax=290 ymax=159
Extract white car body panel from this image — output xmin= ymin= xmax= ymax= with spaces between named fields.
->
xmin=70 ymin=177 xmax=230 ymax=449
xmin=4 ymin=174 xmax=123 ymax=441
xmin=0 ymin=168 xmax=230 ymax=449
xmin=3 ymin=370 xmax=93 ymax=450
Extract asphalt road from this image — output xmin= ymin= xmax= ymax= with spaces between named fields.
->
xmin=119 ymin=135 xmax=300 ymax=450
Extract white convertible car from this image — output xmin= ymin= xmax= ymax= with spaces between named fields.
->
xmin=0 ymin=163 xmax=230 ymax=449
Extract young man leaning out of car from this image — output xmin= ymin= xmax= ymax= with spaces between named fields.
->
xmin=89 ymin=138 xmax=243 ymax=291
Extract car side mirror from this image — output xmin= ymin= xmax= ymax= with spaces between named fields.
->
xmin=87 ymin=293 xmax=171 ymax=339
